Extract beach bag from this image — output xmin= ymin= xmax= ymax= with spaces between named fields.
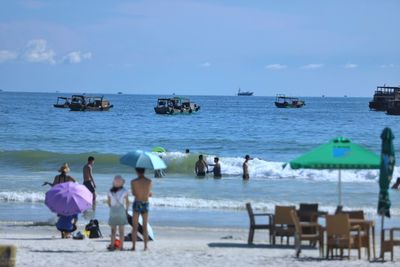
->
xmin=85 ymin=219 xmax=102 ymax=239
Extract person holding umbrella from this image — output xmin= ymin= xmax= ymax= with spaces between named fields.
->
xmin=131 ymin=168 xmax=152 ymax=251
xmin=120 ymin=150 xmax=167 ymax=251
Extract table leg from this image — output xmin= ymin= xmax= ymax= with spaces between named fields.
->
xmin=372 ymin=224 xmax=376 ymax=260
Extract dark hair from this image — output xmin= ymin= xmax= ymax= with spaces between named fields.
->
xmin=110 ymin=186 xmax=123 ymax=193
xmin=199 ymin=155 xmax=203 ymax=159
xmin=245 ymin=155 xmax=250 ymax=160
xmin=136 ymin=168 xmax=145 ymax=174
xmin=185 ymin=149 xmax=190 ymax=153
xmin=88 ymin=156 xmax=95 ymax=162
xmin=214 ymin=157 xmax=219 ymax=162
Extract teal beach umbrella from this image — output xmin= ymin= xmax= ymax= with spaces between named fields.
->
xmin=377 ymin=127 xmax=395 ymax=218
xmin=120 ymin=150 xmax=167 ymax=170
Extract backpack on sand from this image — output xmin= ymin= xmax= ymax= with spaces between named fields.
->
xmin=85 ymin=219 xmax=102 ymax=239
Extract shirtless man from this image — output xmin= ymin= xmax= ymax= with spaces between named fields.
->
xmin=131 ymin=168 xmax=152 ymax=251
xmin=83 ymin=156 xmax=96 ymax=203
xmin=209 ymin=157 xmax=222 ymax=179
xmin=243 ymin=155 xmax=252 ymax=180
xmin=195 ymin=155 xmax=208 ymax=177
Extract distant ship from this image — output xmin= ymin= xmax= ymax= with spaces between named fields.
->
xmin=237 ymin=88 xmax=254 ymax=96
xmin=369 ymin=85 xmax=400 ymax=111
xmin=117 ymin=92 xmax=123 ymax=95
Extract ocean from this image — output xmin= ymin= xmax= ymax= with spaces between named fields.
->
xmin=0 ymin=92 xmax=399 ymax=228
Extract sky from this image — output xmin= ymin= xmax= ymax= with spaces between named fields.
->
xmin=0 ymin=0 xmax=399 ymax=96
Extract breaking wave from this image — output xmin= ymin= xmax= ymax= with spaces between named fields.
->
xmin=0 ymin=149 xmax=398 ymax=182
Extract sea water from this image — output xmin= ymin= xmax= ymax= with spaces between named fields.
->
xmin=0 ymin=92 xmax=399 ymax=228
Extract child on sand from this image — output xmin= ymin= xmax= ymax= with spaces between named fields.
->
xmin=107 ymin=175 xmax=129 ymax=251
xmin=131 ymin=168 xmax=152 ymax=251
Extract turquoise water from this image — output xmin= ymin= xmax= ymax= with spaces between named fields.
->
xmin=0 ymin=92 xmax=399 ymax=228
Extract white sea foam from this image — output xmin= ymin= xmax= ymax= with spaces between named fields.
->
xmin=161 ymin=152 xmax=397 ymax=182
xmin=1 ymin=191 xmax=399 ymax=217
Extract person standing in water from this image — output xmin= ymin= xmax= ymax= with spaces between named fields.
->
xmin=242 ymin=155 xmax=252 ymax=180
xmin=195 ymin=155 xmax=208 ymax=177
xmin=131 ymin=168 xmax=152 ymax=251
xmin=50 ymin=163 xmax=75 ymax=186
xmin=209 ymin=157 xmax=222 ymax=179
xmin=83 ymin=156 xmax=96 ymax=204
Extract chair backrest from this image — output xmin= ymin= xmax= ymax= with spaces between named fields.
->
xmin=326 ymin=214 xmax=351 ymax=237
xmin=246 ymin=203 xmax=255 ymax=226
xmin=343 ymin=210 xmax=364 ymax=220
xmin=298 ymin=203 xmax=319 ymax=222
xmin=274 ymin=206 xmax=296 ymax=225
xmin=290 ymin=209 xmax=302 ymax=235
xmin=299 ymin=203 xmax=318 ymax=213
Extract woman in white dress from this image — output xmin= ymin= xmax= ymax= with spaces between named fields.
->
xmin=107 ymin=175 xmax=129 ymax=251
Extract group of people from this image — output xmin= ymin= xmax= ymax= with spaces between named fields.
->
xmin=49 ymin=156 xmax=152 ymax=251
xmin=195 ymin=154 xmax=253 ymax=180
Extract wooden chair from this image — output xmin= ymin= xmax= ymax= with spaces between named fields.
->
xmin=290 ymin=210 xmax=324 ymax=258
xmin=245 ymin=203 xmax=273 ymax=244
xmin=343 ymin=210 xmax=371 ymax=259
xmin=381 ymin=227 xmax=400 ymax=261
xmin=298 ymin=203 xmax=319 ymax=222
xmin=326 ymin=214 xmax=361 ymax=259
xmin=272 ymin=206 xmax=296 ymax=245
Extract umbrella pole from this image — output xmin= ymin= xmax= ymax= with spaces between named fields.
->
xmin=338 ymin=169 xmax=342 ymax=206
xmin=380 ymin=215 xmax=384 ymax=259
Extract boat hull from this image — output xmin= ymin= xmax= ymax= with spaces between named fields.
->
xmin=274 ymin=102 xmax=305 ymax=108
xmin=69 ymin=104 xmax=113 ymax=111
xmin=53 ymin=104 xmax=69 ymax=108
xmin=154 ymin=106 xmax=200 ymax=115
xmin=368 ymin=101 xmax=388 ymax=111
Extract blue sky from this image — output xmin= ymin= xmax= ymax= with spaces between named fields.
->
xmin=0 ymin=0 xmax=399 ymax=96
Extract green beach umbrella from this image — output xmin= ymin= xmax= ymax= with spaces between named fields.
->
xmin=289 ymin=137 xmax=380 ymax=206
xmin=377 ymin=127 xmax=395 ymax=218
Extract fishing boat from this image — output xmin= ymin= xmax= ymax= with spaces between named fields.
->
xmin=274 ymin=94 xmax=305 ymax=108
xmin=369 ymin=85 xmax=400 ymax=111
xmin=69 ymin=95 xmax=113 ymax=111
xmin=154 ymin=97 xmax=200 ymax=115
xmin=237 ymin=88 xmax=254 ymax=96
xmin=53 ymin=96 xmax=71 ymax=108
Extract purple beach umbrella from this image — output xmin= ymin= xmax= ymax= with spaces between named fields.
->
xmin=45 ymin=182 xmax=92 ymax=216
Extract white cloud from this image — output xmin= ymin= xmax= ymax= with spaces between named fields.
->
xmin=0 ymin=50 xmax=18 ymax=62
xmin=23 ymin=39 xmax=56 ymax=64
xmin=200 ymin=62 xmax=211 ymax=67
xmin=380 ymin=64 xmax=397 ymax=68
xmin=344 ymin=63 xmax=358 ymax=69
xmin=63 ymin=51 xmax=92 ymax=64
xmin=265 ymin=64 xmax=287 ymax=70
xmin=301 ymin=63 xmax=324 ymax=69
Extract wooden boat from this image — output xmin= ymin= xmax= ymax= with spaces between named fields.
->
xmin=369 ymin=85 xmax=400 ymax=111
xmin=53 ymin=97 xmax=71 ymax=108
xmin=274 ymin=94 xmax=305 ymax=108
xmin=237 ymin=88 xmax=254 ymax=96
xmin=154 ymin=97 xmax=200 ymax=115
xmin=69 ymin=95 xmax=113 ymax=111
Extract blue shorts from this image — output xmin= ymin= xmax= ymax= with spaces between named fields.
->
xmin=133 ymin=201 xmax=149 ymax=214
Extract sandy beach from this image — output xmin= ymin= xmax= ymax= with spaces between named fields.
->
xmin=0 ymin=222 xmax=398 ymax=267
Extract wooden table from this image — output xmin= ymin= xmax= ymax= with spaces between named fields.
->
xmin=349 ymin=219 xmax=376 ymax=260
